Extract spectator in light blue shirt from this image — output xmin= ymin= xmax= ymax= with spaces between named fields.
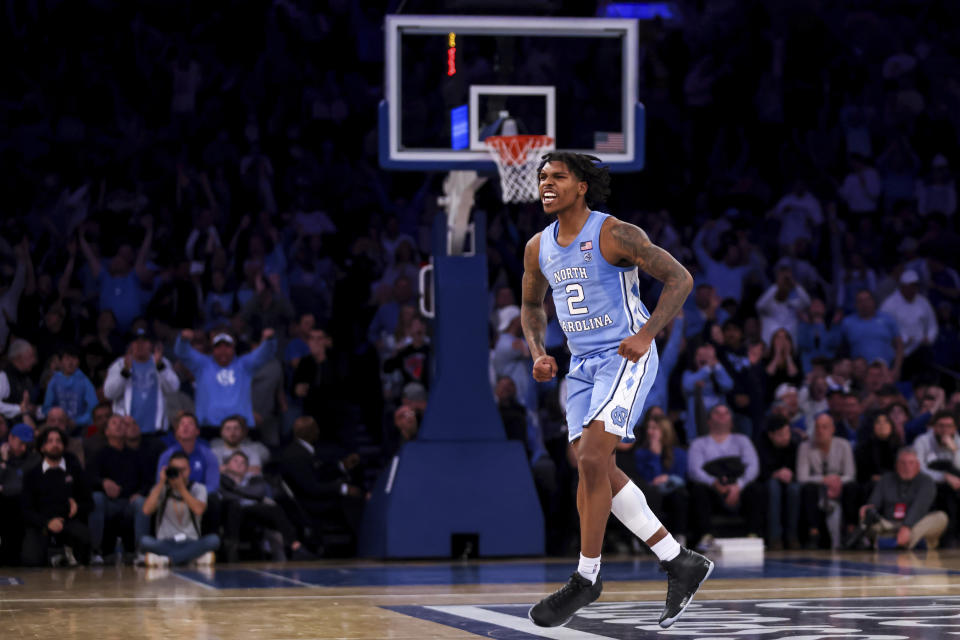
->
xmin=647 ymin=314 xmax=685 ymax=413
xmin=681 ymin=343 xmax=734 ymax=443
xmin=203 ymin=269 xmax=236 ymax=328
xmin=492 ymin=305 xmax=536 ymax=411
xmin=796 ymin=298 xmax=842 ymax=373
xmin=42 ymin=345 xmax=98 ymax=430
xmin=683 ymin=284 xmax=729 ymax=340
xmin=692 ymin=224 xmax=754 ymax=303
xmin=246 ymin=232 xmax=288 ymax=296
xmin=840 ymin=290 xmax=903 ymax=367
xmin=174 ymin=328 xmax=277 ymax=428
xmin=284 ymin=313 xmax=316 ymax=370
xmin=78 ymin=218 xmax=155 ymax=332
xmin=156 ymin=413 xmax=220 ymax=494
xmin=367 ymin=276 xmax=415 ymax=352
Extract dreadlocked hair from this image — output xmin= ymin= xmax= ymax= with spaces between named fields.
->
xmin=536 ymin=152 xmax=612 ymax=209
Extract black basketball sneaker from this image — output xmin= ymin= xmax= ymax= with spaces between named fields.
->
xmin=528 ymin=572 xmax=603 ymax=627
xmin=658 ymin=547 xmax=714 ymax=628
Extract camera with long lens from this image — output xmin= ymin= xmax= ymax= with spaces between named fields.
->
xmin=843 ymin=506 xmax=880 ymax=549
xmin=862 ymin=506 xmax=881 ymax=527
xmin=165 ymin=466 xmax=180 ymax=480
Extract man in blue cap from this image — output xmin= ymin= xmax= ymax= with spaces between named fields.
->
xmin=0 ymin=423 xmax=40 ymax=564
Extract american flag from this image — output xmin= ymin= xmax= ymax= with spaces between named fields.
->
xmin=580 ymin=240 xmax=592 ymax=251
xmin=594 ymin=132 xmax=625 ymax=152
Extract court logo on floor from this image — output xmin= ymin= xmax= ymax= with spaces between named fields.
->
xmin=388 ymin=596 xmax=960 ymax=639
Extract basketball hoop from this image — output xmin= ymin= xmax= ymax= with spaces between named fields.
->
xmin=485 ymin=134 xmax=554 ymax=204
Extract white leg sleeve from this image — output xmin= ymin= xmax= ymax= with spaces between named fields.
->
xmin=611 ymin=481 xmax=664 ymax=542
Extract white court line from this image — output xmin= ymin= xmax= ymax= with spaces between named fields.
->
xmin=170 ymin=571 xmax=217 ymax=591
xmin=425 ymin=605 xmax=611 ymax=639
xmin=2 ymin=582 xmax=960 ymax=604
xmin=249 ymin=568 xmax=317 ymax=588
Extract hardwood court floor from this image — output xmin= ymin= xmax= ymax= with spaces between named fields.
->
xmin=2 ymin=550 xmax=960 ymax=639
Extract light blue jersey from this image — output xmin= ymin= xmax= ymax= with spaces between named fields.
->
xmin=539 ymin=211 xmax=659 ymax=442
xmin=539 ymin=211 xmax=651 ymax=357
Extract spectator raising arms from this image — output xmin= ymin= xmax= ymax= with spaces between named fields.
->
xmin=692 ymin=223 xmax=754 ymax=303
xmin=756 ymin=266 xmax=810 ymax=346
xmin=78 ymin=217 xmax=155 ymax=332
xmin=103 ymin=327 xmax=180 ymax=437
xmin=174 ymin=328 xmax=276 ymax=431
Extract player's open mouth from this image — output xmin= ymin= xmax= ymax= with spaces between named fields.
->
xmin=542 ymin=190 xmax=557 ymax=204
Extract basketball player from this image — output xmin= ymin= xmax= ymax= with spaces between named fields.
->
xmin=523 ymin=153 xmax=713 ymax=628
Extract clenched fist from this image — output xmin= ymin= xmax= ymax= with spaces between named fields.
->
xmin=532 ymin=355 xmax=558 ymax=382
xmin=618 ymin=334 xmax=651 ymax=363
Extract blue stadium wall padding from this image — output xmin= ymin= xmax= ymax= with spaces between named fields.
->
xmin=359 ymin=211 xmax=544 ymax=557
xmin=419 ymin=212 xmax=503 ymax=442
xmin=359 ymin=440 xmax=545 ymax=557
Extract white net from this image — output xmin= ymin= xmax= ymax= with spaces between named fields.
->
xmin=485 ymin=135 xmax=554 ymax=204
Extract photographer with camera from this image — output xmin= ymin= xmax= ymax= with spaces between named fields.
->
xmin=140 ymin=451 xmax=220 ymax=567
xmin=848 ymin=447 xmax=947 ymax=550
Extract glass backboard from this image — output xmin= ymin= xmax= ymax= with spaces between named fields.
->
xmin=380 ymin=15 xmax=644 ymax=172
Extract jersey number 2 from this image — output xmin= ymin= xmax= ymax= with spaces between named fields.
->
xmin=565 ymin=283 xmax=589 ymax=316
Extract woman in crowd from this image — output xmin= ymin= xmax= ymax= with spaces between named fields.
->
xmin=635 ymin=412 xmax=689 ymax=546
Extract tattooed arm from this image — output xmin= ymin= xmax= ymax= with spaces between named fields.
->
xmin=600 ymin=218 xmax=694 ymax=362
xmin=521 ymin=233 xmax=558 ymax=381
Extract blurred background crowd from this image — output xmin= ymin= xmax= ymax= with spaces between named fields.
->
xmin=1 ymin=0 xmax=959 ymax=565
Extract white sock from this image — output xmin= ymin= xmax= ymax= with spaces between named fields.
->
xmin=650 ymin=535 xmax=682 ymax=563
xmin=577 ymin=553 xmax=601 ymax=584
